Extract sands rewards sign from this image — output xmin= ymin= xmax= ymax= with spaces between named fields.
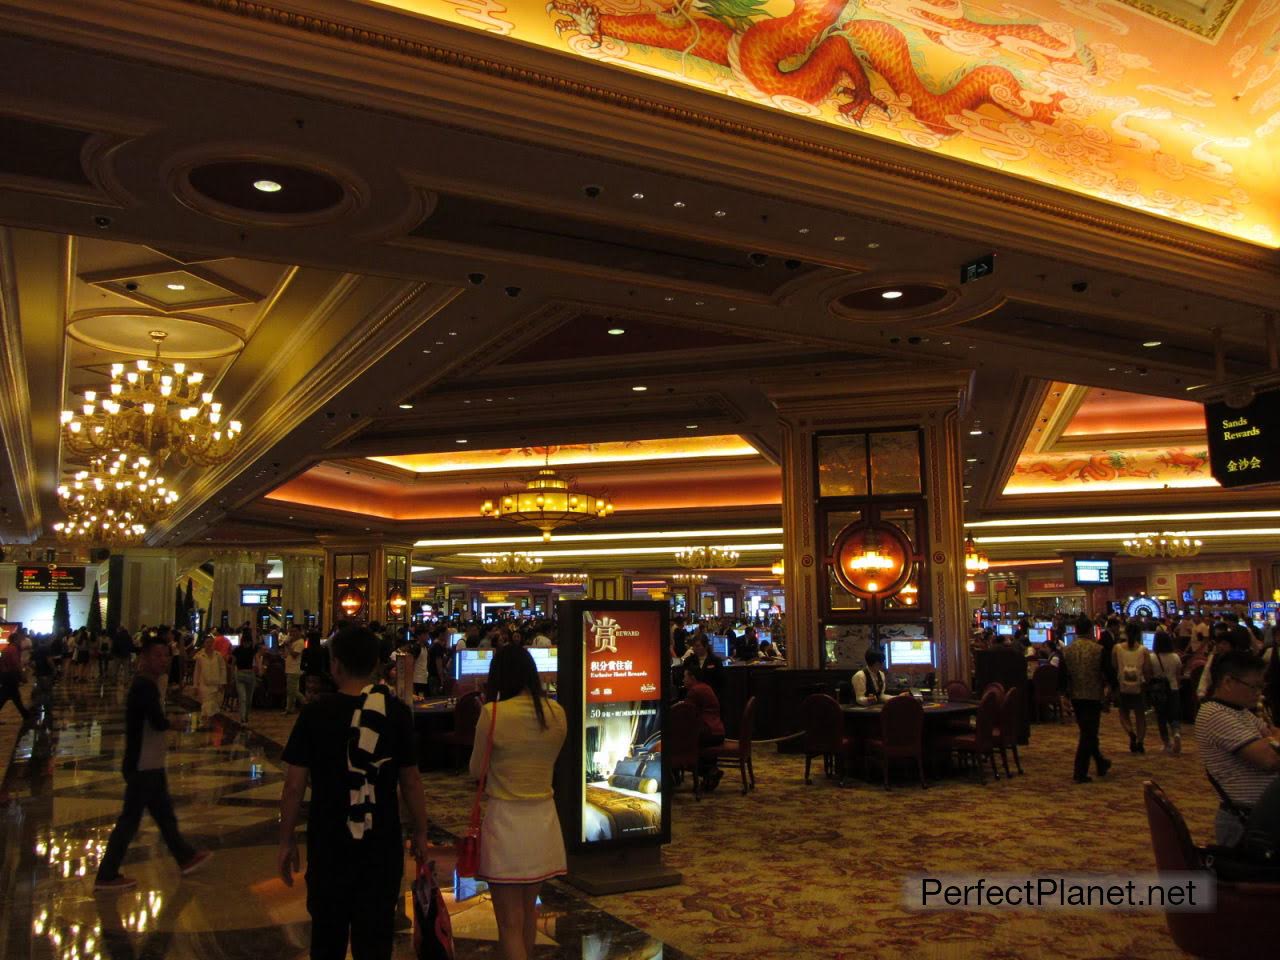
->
xmin=554 ymin=600 xmax=671 ymax=854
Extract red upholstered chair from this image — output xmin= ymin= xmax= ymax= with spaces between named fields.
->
xmin=981 ymin=681 xmax=1005 ymax=700
xmin=799 ymin=694 xmax=852 ymax=786
xmin=946 ymin=681 xmax=972 ymax=702
xmin=993 ymin=686 xmax=1024 ymax=776
xmin=1031 ymin=664 xmax=1062 ymax=722
xmin=666 ymin=701 xmax=704 ymax=799
xmin=934 ymin=688 xmax=1001 ymax=783
xmin=701 ymin=696 xmax=756 ymax=795
xmin=430 ymin=690 xmax=482 ymax=768
xmin=863 ymin=694 xmax=926 ymax=790
xmin=1143 ymin=780 xmax=1280 ymax=958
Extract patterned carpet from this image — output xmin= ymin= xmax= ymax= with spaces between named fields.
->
xmin=244 ymin=700 xmax=1211 ymax=960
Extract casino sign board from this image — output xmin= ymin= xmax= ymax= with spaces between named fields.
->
xmin=1206 ymin=389 xmax=1280 ymax=488
xmin=16 ymin=565 xmax=87 ymax=592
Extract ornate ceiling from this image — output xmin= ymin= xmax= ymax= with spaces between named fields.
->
xmin=373 ymin=0 xmax=1280 ymax=245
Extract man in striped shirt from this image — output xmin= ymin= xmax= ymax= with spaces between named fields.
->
xmin=1195 ymin=651 xmax=1280 ymax=853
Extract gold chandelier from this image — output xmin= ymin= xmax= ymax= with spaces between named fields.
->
xmin=675 ymin=546 xmax=740 ymax=569
xmin=670 ymin=572 xmax=708 ymax=585
xmin=61 ymin=330 xmax=242 ymax=469
xmin=849 ymin=528 xmax=894 ymax=573
xmin=480 ymin=552 xmax=544 ymax=574
xmin=963 ymin=534 xmax=990 ymax=574
xmin=771 ymin=558 xmax=785 ymax=577
xmin=58 ymin=454 xmax=178 ymax=524
xmin=480 ymin=453 xmax=613 ymax=541
xmin=551 ymin=572 xmax=589 ymax=585
xmin=52 ymin=510 xmax=147 ymax=546
xmin=1123 ymin=534 xmax=1203 ymax=559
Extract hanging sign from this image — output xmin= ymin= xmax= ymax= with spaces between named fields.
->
xmin=1206 ymin=390 xmax=1280 ymax=487
xmin=16 ymin=565 xmax=86 ymax=592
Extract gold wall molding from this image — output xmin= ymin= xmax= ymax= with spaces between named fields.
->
xmin=0 ymin=229 xmax=41 ymax=538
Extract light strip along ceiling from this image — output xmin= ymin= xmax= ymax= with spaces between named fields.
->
xmin=457 ymin=544 xmax=784 ymax=559
xmin=967 ymin=511 xmax=1280 ymax=529
xmin=415 ymin=527 xmax=783 ymax=548
xmin=974 ymin=528 xmax=1280 ymax=545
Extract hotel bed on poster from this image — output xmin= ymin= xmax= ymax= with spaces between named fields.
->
xmin=555 ymin=600 xmax=670 ymax=853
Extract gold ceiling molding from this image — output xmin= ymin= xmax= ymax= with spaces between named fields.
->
xmin=65 ymin=308 xmax=247 ymax=358
xmin=1113 ymin=0 xmax=1241 ymax=40
xmin=0 ymin=228 xmax=42 ymax=537
xmin=173 ymin=0 xmax=1278 ymax=275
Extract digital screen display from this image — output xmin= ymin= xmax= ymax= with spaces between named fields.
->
xmin=16 ymin=565 xmax=86 ymax=592
xmin=996 ymin=623 xmax=1015 ymax=636
xmin=240 ymin=586 xmax=271 ymax=606
xmin=581 ymin=608 xmax=663 ymax=845
xmin=455 ymin=647 xmax=558 ymax=678
xmin=708 ymin=635 xmax=729 ymax=659
xmin=1226 ymin=589 xmax=1247 ymax=602
xmin=1029 ymin=628 xmax=1050 ymax=645
xmin=886 ymin=640 xmax=934 ymax=667
xmin=1202 ymin=589 xmax=1225 ymax=603
xmin=1063 ymin=627 xmax=1076 ymax=645
xmin=1141 ymin=631 xmax=1156 ymax=650
xmin=1074 ymin=559 xmax=1112 ymax=585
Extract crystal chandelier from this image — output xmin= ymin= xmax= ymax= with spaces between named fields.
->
xmin=52 ymin=510 xmax=147 ymax=546
xmin=963 ymin=534 xmax=990 ymax=574
xmin=1122 ymin=534 xmax=1203 ymax=559
xmin=61 ymin=330 xmax=243 ymax=469
xmin=670 ymin=572 xmax=708 ymax=585
xmin=674 ymin=546 xmax=740 ymax=569
xmin=551 ymin=572 xmax=589 ymax=585
xmin=57 ymin=454 xmax=178 ymax=524
xmin=480 ymin=552 xmax=544 ymax=574
xmin=480 ymin=452 xmax=613 ymax=541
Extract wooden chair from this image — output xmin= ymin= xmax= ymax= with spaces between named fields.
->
xmin=430 ymin=690 xmax=482 ymax=768
xmin=1031 ymin=664 xmax=1062 ymax=722
xmin=934 ymin=688 xmax=1001 ymax=783
xmin=701 ymin=696 xmax=756 ymax=794
xmin=863 ymin=694 xmax=926 ymax=790
xmin=1143 ymin=780 xmax=1280 ymax=958
xmin=666 ymin=701 xmax=704 ymax=799
xmin=993 ymin=686 xmax=1024 ymax=776
xmin=799 ymin=693 xmax=851 ymax=786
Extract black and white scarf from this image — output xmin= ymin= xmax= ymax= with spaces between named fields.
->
xmin=347 ymin=682 xmax=392 ymax=840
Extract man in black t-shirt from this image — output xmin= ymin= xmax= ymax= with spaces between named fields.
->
xmin=95 ymin=635 xmax=211 ymax=890
xmin=279 ymin=626 xmax=430 ymax=960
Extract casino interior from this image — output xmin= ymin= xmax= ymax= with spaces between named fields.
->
xmin=2 ymin=1 xmax=1280 ymax=958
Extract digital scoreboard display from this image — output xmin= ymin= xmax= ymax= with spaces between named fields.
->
xmin=1073 ymin=559 xmax=1112 ymax=586
xmin=16 ymin=565 xmax=86 ymax=592
xmin=240 ymin=586 xmax=272 ymax=606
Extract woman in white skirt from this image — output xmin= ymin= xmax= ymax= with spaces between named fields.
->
xmin=469 ymin=645 xmax=566 ymax=960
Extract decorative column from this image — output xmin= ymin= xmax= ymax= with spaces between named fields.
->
xmin=588 ymin=574 xmax=633 ymax=601
xmin=768 ymin=370 xmax=970 ymax=680
xmin=210 ymin=550 xmax=259 ymax=631
xmin=280 ymin=552 xmax=323 ymax=625
xmin=117 ymin=548 xmax=179 ymax=631
xmin=318 ymin=536 xmax=414 ymax=633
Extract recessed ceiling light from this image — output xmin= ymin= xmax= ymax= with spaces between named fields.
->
xmin=798 ymin=227 xmax=810 ymax=234
xmin=463 ymin=399 xmax=472 ymax=404
xmin=253 ymin=179 xmax=282 ymax=193
xmin=672 ymin=201 xmax=686 ymax=208
xmin=485 ymin=398 xmax=493 ymax=402
xmin=969 ymin=429 xmax=984 ymax=436
xmin=456 ymin=439 xmax=468 ymax=444
xmin=728 ymin=306 xmax=737 ymax=312
xmin=632 ymin=385 xmax=648 ymax=392
xmin=881 ymin=290 xmax=904 ymax=300
xmin=449 ymin=331 xmax=457 ymax=337
xmin=422 ymin=349 xmax=431 ymax=354
xmin=867 ymin=241 xmax=881 ymax=249
xmin=166 ymin=283 xmax=186 ymax=291
xmin=1142 ymin=340 xmax=1162 ymax=348
xmin=694 ymin=301 xmax=704 ymax=306
xmin=632 ymin=192 xmax=645 ymax=200
xmin=833 ymin=235 xmax=846 ymax=242
xmin=966 ymin=457 xmax=978 ymax=463
xmin=686 ymin=424 xmax=698 ymax=429
xmin=607 ymin=328 xmax=625 ymax=335
xmin=714 ymin=210 xmax=727 ymax=218
xmin=663 ymin=296 xmax=673 ymax=302
xmin=399 ymin=403 xmax=414 ymax=410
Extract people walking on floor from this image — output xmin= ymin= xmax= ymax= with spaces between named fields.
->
xmin=95 ymin=633 xmax=211 ymax=891
xmin=1114 ymin=622 xmax=1151 ymax=753
xmin=1061 ymin=616 xmax=1112 ymax=784
xmin=283 ymin=625 xmax=305 ymax=714
xmin=278 ymin=625 xmax=429 ymax=960
xmin=193 ymin=639 xmax=226 ymax=727
xmin=1149 ymin=629 xmax=1183 ymax=755
xmin=470 ymin=644 xmax=568 ymax=960
xmin=0 ymin=631 xmax=32 ymax=726
xmin=232 ymin=626 xmax=262 ymax=726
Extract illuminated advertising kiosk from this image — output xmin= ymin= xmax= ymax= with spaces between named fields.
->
xmin=554 ymin=599 xmax=680 ymax=894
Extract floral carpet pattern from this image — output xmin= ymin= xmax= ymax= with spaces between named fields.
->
xmin=241 ymin=704 xmax=1212 ymax=959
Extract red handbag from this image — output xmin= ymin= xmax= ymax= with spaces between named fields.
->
xmin=455 ymin=700 xmax=496 ymax=878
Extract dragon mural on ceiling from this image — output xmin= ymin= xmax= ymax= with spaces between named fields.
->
xmin=545 ymin=0 xmax=1085 ymax=132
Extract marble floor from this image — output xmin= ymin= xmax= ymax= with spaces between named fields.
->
xmin=0 ymin=680 xmax=675 ymax=960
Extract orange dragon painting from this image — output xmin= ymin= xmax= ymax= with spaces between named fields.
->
xmin=1015 ymin=453 xmax=1155 ymax=484
xmin=544 ymin=0 xmax=1089 ymax=134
